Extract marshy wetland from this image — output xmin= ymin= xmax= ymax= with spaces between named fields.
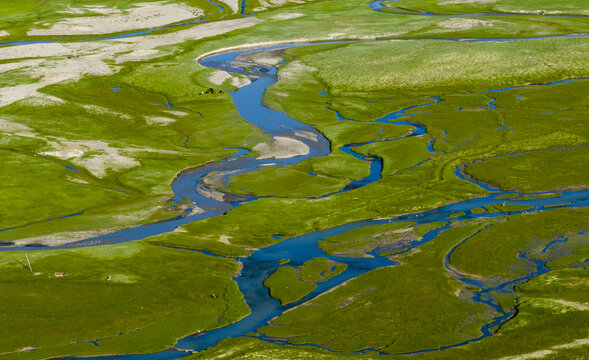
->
xmin=0 ymin=0 xmax=588 ymax=359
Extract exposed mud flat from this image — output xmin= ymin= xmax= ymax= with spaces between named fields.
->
xmin=145 ymin=116 xmax=176 ymax=126
xmin=0 ymin=17 xmax=262 ymax=107
xmin=221 ymin=0 xmax=240 ymax=13
xmin=497 ymin=338 xmax=589 ymax=360
xmin=28 ymin=2 xmax=203 ymax=36
xmin=58 ymin=4 xmax=122 ymax=15
xmin=439 ymin=0 xmax=500 ymax=5
xmin=273 ymin=13 xmax=305 ymax=20
xmin=235 ymin=49 xmax=284 ymax=67
xmin=12 ymin=230 xmax=116 ymax=247
xmin=208 ymin=70 xmax=232 ymax=85
xmin=439 ymin=18 xmax=499 ymax=30
xmin=40 ymin=140 xmax=140 ymax=178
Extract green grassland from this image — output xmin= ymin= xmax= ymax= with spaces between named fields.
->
xmin=418 ymin=267 xmax=589 ymax=360
xmin=382 ymin=0 xmax=589 ymax=16
xmin=147 ymin=230 xmax=252 ymax=258
xmin=318 ymin=222 xmax=415 ymax=257
xmin=192 ymin=266 xmax=589 ymax=360
xmin=0 ymin=40 xmax=267 ymax=242
xmin=190 ymin=218 xmax=589 ymax=359
xmin=356 ymin=136 xmax=431 ymax=176
xmin=190 ymin=336 xmax=376 ymax=359
xmin=297 ymin=38 xmax=589 ymax=95
xmin=182 ymin=8 xmax=589 ymax=359
xmin=483 ymin=204 xmax=533 ymax=213
xmin=317 ymin=122 xmax=413 ymax=149
xmin=203 ymin=36 xmax=588 ymax=253
xmin=264 ymin=266 xmax=317 ymax=305
xmin=263 ymin=258 xmax=346 ymax=305
xmin=242 ymin=0 xmax=321 ymax=15
xmin=3 ymin=0 xmax=589 ymax=244
xmin=228 ymin=166 xmax=349 ymax=198
xmin=294 ymin=150 xmax=371 ymax=181
xmin=259 ymin=223 xmax=495 ymax=354
xmin=0 ymin=0 xmax=588 ymax=358
xmin=0 ymin=0 xmax=233 ymax=43
xmin=449 ymin=208 xmax=589 ymax=280
xmin=4 ymin=0 xmax=589 ymax=46
xmin=298 ymin=257 xmax=347 ymax=282
xmin=0 ymin=242 xmax=249 ymax=359
xmin=466 ymin=147 xmax=589 ymax=192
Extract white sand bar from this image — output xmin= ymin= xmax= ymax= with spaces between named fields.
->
xmin=254 ymin=136 xmax=310 ymax=159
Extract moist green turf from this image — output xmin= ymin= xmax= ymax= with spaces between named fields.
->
xmin=1 ymin=0 xmax=588 ymax=357
xmin=543 ymin=230 xmax=589 ymax=270
xmin=298 ymin=38 xmax=589 ymax=94
xmin=382 ymin=0 xmax=589 ymax=16
xmin=263 ymin=258 xmax=347 ymax=305
xmin=448 ymin=208 xmax=589 ymax=279
xmin=188 ymin=336 xmax=377 ymax=359
xmin=317 ymin=122 xmax=413 ymax=148
xmin=182 ymin=6 xmax=589 ymax=358
xmin=0 ymin=44 xmax=266 ymax=242
xmin=413 ymin=221 xmax=447 ymax=236
xmin=264 ymin=266 xmax=317 ymax=305
xmin=0 ymin=68 xmax=42 ymax=87
xmin=193 ymin=219 xmax=588 ymax=359
xmin=294 ymin=150 xmax=371 ymax=182
xmin=298 ymin=257 xmax=347 ymax=283
xmin=259 ymin=223 xmax=494 ymax=354
xmin=4 ymin=1 xmax=588 ymax=243
xmin=0 ymin=0 xmax=231 ymax=43
xmin=449 ymin=211 xmax=466 ymax=218
xmin=228 ymin=166 xmax=349 ymax=198
xmin=191 ymin=267 xmax=589 ymax=360
xmin=318 ymin=222 xmax=415 ymax=257
xmin=355 ymin=136 xmax=431 ymax=176
xmin=418 ymin=268 xmax=589 ymax=360
xmin=483 ymin=204 xmax=534 ymax=213
xmin=518 ymin=193 xmax=562 ymax=201
xmin=172 ymin=70 xmax=587 ymax=254
xmin=0 ymin=149 xmax=127 ymax=232
xmin=0 ymin=242 xmax=249 ymax=358
xmin=465 ymin=147 xmax=589 ymax=192
xmin=147 ymin=231 xmax=251 ymax=258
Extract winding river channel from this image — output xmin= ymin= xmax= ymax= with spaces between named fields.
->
xmin=1 ymin=3 xmax=589 ymax=359
xmin=35 ymin=40 xmax=585 ymax=358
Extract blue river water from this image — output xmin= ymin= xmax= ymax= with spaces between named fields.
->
xmin=31 ymin=41 xmax=586 ymax=359
xmin=0 ymin=6 xmax=588 ymax=358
